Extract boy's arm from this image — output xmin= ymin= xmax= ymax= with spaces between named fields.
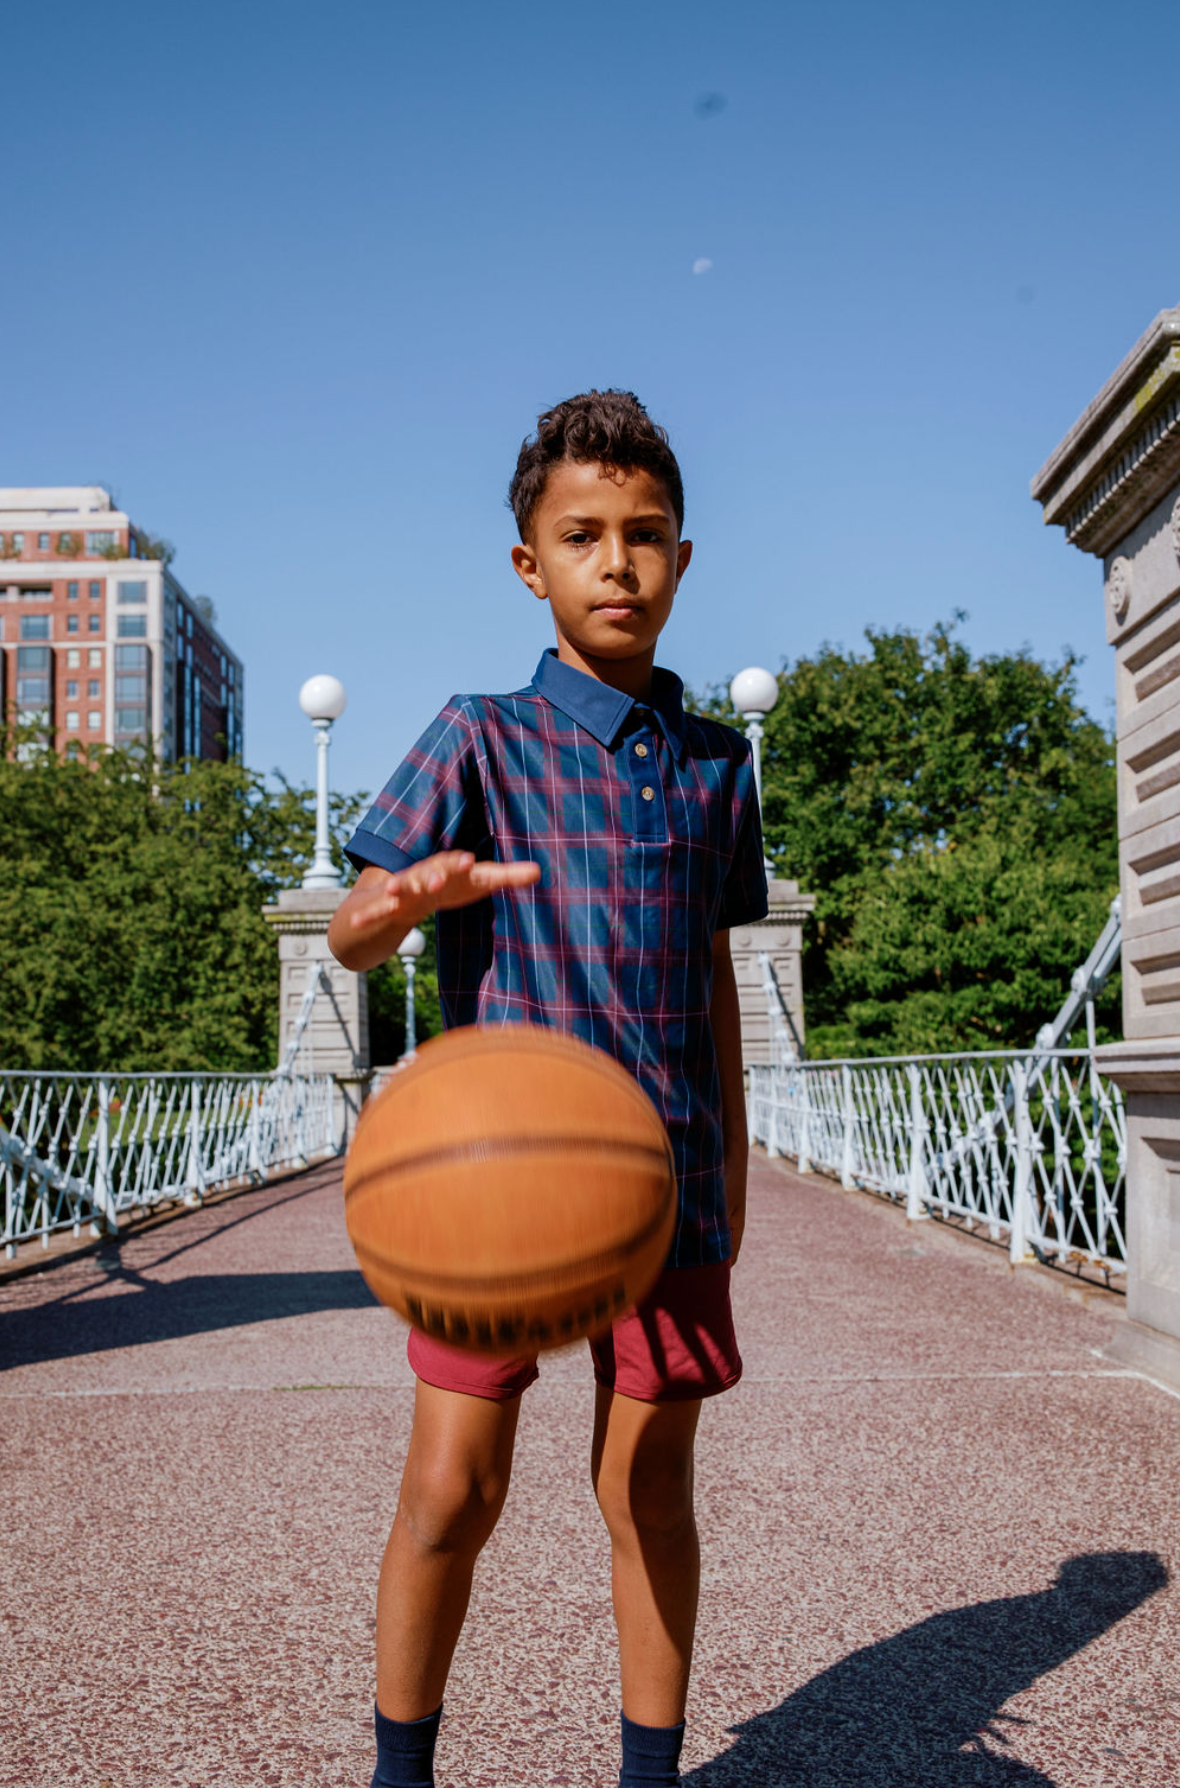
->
xmin=710 ymin=929 xmax=749 ymax=1264
xmin=328 ymin=852 xmax=540 ymax=972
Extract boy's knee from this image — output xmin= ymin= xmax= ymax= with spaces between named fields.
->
xmin=596 ymin=1454 xmax=695 ymax=1544
xmin=399 ymin=1454 xmax=509 ymax=1558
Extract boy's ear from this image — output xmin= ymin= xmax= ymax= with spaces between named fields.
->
xmin=511 ymin=541 xmax=548 ymax=602
xmin=675 ymin=538 xmax=693 ymax=585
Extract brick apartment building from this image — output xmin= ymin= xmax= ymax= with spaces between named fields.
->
xmin=0 ymin=487 xmax=243 ymax=761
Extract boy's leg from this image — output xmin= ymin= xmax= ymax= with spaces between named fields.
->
xmin=590 ymin=1385 xmax=702 ymax=1726
xmin=377 ymin=1377 xmax=521 ymax=1721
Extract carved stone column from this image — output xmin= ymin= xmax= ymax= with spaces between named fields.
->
xmin=1033 ymin=304 xmax=1180 ymax=1389
xmin=261 ymin=888 xmax=371 ymax=1146
xmin=729 ymin=878 xmax=816 ymax=1066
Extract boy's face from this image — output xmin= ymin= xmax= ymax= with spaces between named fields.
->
xmin=511 ymin=460 xmax=692 ymax=691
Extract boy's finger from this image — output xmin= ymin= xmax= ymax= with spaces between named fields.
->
xmin=468 ymin=861 xmax=542 ymax=887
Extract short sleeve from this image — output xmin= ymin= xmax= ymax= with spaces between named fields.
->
xmin=344 ymin=698 xmax=488 ymax=876
xmin=716 ymin=746 xmax=769 ymax=930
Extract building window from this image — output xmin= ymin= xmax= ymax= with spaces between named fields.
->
xmin=115 ymin=643 xmax=148 ymax=669
xmin=86 ymin=531 xmax=117 ymax=554
xmin=20 ymin=615 xmax=50 ymax=640
xmin=66 ymin=680 xmax=79 ymax=699
xmin=66 ymin=614 xmax=79 ymax=634
xmin=12 ymin=533 xmax=24 ymax=551
xmin=88 ymin=678 xmax=100 ymax=699
xmin=88 ymin=711 xmax=101 ymax=730
xmin=89 ymin=614 xmax=101 ymax=633
xmin=117 ymin=580 xmax=147 ymax=604
xmin=68 ymin=581 xmax=79 ymax=600
xmin=115 ymin=708 xmax=146 ymax=732
xmin=88 ymin=647 xmax=102 ymax=667
xmin=16 ymin=646 xmax=52 ymax=713
xmin=117 ymin=614 xmax=146 ymax=638
xmin=38 ymin=533 xmax=50 ymax=551
xmin=89 ymin=581 xmax=101 ymax=600
xmin=57 ymin=532 xmax=79 ymax=555
xmin=115 ymin=675 xmax=147 ymax=702
xmin=66 ymin=711 xmax=80 ymax=731
xmin=67 ymin=648 xmax=81 ymax=668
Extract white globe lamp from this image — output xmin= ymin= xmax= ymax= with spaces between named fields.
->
xmin=729 ymin=665 xmax=778 ymax=872
xmin=299 ymin=674 xmax=347 ymax=889
xmin=299 ymin=673 xmax=347 ymax=723
xmin=729 ymin=665 xmax=779 ymax=721
xmin=397 ymin=926 xmax=427 ymax=1056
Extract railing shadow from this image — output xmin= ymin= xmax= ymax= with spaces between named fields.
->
xmin=685 ymin=1551 xmax=1167 ymax=1787
xmin=0 ymin=1267 xmax=377 ymax=1368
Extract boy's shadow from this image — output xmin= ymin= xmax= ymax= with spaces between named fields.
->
xmin=685 ymin=1551 xmax=1167 ymax=1787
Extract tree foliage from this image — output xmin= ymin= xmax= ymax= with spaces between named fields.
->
xmin=0 ymin=742 xmax=364 ymax=1071
xmin=702 ymin=620 xmax=1118 ymax=1055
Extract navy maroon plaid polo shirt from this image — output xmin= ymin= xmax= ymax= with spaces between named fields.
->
xmin=345 ymin=648 xmax=768 ymax=1267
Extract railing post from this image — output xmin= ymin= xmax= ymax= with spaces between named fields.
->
xmin=840 ymin=1063 xmax=856 ymax=1188
xmin=90 ymin=1077 xmax=117 ymax=1239
xmin=247 ymin=1080 xmax=263 ymax=1180
xmin=1010 ymin=1058 xmax=1033 ymax=1265
xmin=797 ymin=1069 xmax=812 ymax=1175
xmin=184 ymin=1079 xmax=205 ymax=1206
xmin=906 ymin=1061 xmax=929 ymax=1222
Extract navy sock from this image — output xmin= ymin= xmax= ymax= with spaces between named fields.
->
xmin=371 ymin=1703 xmax=442 ymax=1788
xmin=619 ymin=1711 xmax=685 ymax=1786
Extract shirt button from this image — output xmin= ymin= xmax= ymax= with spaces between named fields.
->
xmin=634 ymin=742 xmax=648 ymax=758
xmin=641 ymin=785 xmax=655 ymax=801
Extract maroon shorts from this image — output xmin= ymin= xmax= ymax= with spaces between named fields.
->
xmin=406 ymin=1261 xmax=741 ymax=1405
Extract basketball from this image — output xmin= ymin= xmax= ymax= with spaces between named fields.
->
xmin=343 ymin=1025 xmax=677 ymax=1352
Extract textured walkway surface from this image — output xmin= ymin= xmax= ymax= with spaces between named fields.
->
xmin=2 ymin=1153 xmax=1178 ymax=1788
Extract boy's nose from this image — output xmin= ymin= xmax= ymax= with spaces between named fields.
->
xmin=603 ymin=538 xmax=636 ymax=581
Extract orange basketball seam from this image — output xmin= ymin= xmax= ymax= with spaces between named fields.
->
xmin=345 ymin=1132 xmax=674 ymax=1198
xmin=351 ymin=1192 xmax=674 ymax=1298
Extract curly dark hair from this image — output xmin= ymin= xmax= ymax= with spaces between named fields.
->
xmin=508 ymin=389 xmax=684 ymax=541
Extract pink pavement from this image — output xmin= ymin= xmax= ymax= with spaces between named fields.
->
xmin=2 ymin=1152 xmax=1177 ymax=1787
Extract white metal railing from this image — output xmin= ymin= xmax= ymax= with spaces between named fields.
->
xmin=748 ymin=1050 xmax=1127 ymax=1276
xmin=1 ymin=1069 xmax=337 ymax=1257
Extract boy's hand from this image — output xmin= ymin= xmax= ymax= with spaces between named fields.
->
xmin=328 ymin=853 xmax=540 ymax=972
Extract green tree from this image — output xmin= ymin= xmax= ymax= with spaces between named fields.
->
xmin=0 ymin=739 xmax=365 ymax=1071
xmin=701 ymin=620 xmax=1118 ymax=1055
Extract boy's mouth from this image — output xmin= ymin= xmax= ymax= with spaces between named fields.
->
xmin=595 ymin=601 xmax=643 ymax=619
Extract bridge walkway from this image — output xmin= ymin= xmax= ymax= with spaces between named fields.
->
xmin=2 ymin=1153 xmax=1177 ymax=1787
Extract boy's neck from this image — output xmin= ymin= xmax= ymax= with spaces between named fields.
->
xmin=554 ymin=637 xmax=655 ymax=702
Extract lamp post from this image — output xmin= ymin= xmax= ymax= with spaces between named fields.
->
xmin=398 ymin=926 xmax=427 ymax=1057
xmin=729 ymin=665 xmax=779 ymax=874
xmin=298 ymin=674 xmax=347 ymax=890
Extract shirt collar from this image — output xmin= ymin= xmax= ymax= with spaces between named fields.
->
xmin=531 ymin=649 xmax=689 ymax=762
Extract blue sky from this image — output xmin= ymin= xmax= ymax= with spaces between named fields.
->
xmin=5 ymin=0 xmax=1176 ymax=799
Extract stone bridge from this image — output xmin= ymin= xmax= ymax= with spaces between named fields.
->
xmin=3 ymin=1150 xmax=1177 ymax=1787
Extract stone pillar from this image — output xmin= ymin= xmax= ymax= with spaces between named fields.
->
xmin=729 ymin=878 xmax=816 ymax=1066
xmin=1032 ymin=303 xmax=1180 ymax=1389
xmin=261 ymin=887 xmax=371 ymax=1146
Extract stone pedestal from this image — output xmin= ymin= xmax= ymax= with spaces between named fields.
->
xmin=261 ymin=887 xmax=371 ymax=1146
xmin=1033 ymin=304 xmax=1180 ymax=1390
xmin=729 ymin=878 xmax=816 ymax=1066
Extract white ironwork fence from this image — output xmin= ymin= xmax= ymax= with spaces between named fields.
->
xmin=1 ymin=1069 xmax=337 ymax=1257
xmin=748 ymin=1050 xmax=1127 ymax=1277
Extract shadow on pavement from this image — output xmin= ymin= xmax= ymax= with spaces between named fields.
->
xmin=0 ymin=1267 xmax=377 ymax=1367
xmin=686 ymin=1551 xmax=1167 ymax=1787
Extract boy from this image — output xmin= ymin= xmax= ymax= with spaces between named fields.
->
xmin=329 ymin=390 xmax=768 ymax=1788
